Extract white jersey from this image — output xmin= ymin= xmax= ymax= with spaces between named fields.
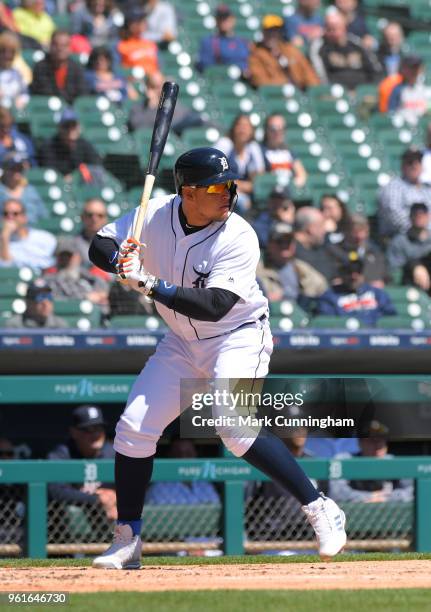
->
xmin=99 ymin=194 xmax=269 ymax=340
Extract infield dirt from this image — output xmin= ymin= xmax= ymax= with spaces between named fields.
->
xmin=1 ymin=560 xmax=431 ymax=592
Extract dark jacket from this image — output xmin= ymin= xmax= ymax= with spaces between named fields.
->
xmin=38 ymin=133 xmax=101 ymax=175
xmin=30 ymin=57 xmax=88 ymax=104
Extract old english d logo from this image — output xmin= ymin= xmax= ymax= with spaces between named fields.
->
xmin=192 ymin=266 xmax=211 ymax=288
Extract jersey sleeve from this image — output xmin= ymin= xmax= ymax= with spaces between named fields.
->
xmin=205 ymin=227 xmax=260 ymax=301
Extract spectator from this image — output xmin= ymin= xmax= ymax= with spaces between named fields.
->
xmin=309 ymin=10 xmax=382 ymax=91
xmin=283 ymin=0 xmax=324 ymax=49
xmin=108 ymin=279 xmax=156 ymax=317
xmin=6 ymin=278 xmax=68 ymax=328
xmin=0 ymin=153 xmax=47 ymax=224
xmin=0 ymin=30 xmax=32 ymax=86
xmin=334 ymin=0 xmax=374 ymax=49
xmin=146 ymin=439 xmax=220 ymax=505
xmin=75 ymin=198 xmax=108 ymax=266
xmin=378 ymin=147 xmax=431 ymax=239
xmin=85 ymin=46 xmax=131 ymax=103
xmin=248 ymin=14 xmax=319 ymax=89
xmin=377 ymin=22 xmax=405 ymax=76
xmin=420 ymin=123 xmax=431 ymax=185
xmin=216 ymin=114 xmax=266 ymax=213
xmin=257 ymin=221 xmax=327 ymax=301
xmin=38 ymin=108 xmax=102 ymax=178
xmin=197 ymin=5 xmax=250 ymax=74
xmin=143 ymin=0 xmax=178 ymax=46
xmin=30 ymin=31 xmax=88 ymax=104
xmin=329 ymin=420 xmax=413 ymax=503
xmin=13 ymin=0 xmax=55 ymax=50
xmin=261 ymin=114 xmax=307 ymax=187
xmin=47 ymin=405 xmax=117 ymax=523
xmin=71 ymin=0 xmax=121 ymax=48
xmin=294 ymin=206 xmax=340 ymax=281
xmin=387 ymin=203 xmax=431 ymax=292
xmin=44 ymin=236 xmax=109 ymax=306
xmin=0 ymin=107 xmax=36 ymax=166
xmin=117 ymin=7 xmax=159 ymax=75
xmin=0 ymin=31 xmax=29 ymax=109
xmin=319 ymin=193 xmax=352 ymax=245
xmin=378 ymin=55 xmax=431 ymax=126
xmin=339 ymin=213 xmax=389 ymax=287
xmin=253 ymin=185 xmax=296 ymax=247
xmin=0 ymin=199 xmax=55 ymax=271
xmin=314 ymin=253 xmax=397 ymax=325
xmin=129 ymin=70 xmax=205 ymax=135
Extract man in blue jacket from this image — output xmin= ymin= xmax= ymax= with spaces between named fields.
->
xmin=315 ymin=252 xmax=397 ymax=325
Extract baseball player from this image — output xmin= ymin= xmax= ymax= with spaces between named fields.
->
xmin=89 ymin=148 xmax=346 ymax=569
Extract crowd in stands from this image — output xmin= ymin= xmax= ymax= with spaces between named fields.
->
xmin=0 ymin=0 xmax=430 ymax=331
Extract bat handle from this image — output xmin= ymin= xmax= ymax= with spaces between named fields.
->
xmin=133 ymin=174 xmax=156 ymax=241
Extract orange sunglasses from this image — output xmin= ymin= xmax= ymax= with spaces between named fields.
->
xmin=201 ymin=181 xmax=233 ymax=194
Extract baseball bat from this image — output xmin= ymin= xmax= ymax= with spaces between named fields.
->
xmin=133 ymin=81 xmax=179 ymax=241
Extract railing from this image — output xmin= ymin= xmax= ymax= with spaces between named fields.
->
xmin=1 ymin=457 xmax=431 ymax=557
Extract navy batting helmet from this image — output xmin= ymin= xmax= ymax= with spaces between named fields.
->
xmin=174 ymin=147 xmax=240 ymax=192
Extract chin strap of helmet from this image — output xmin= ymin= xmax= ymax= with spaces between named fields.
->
xmin=229 ymin=182 xmax=238 ymax=212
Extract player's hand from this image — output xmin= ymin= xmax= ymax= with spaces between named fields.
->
xmin=119 ymin=237 xmax=144 ymax=260
xmin=117 ymin=243 xmax=157 ymax=296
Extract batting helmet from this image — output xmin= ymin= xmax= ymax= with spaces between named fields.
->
xmin=174 ymin=147 xmax=240 ymax=192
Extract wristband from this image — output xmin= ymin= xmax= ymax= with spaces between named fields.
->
xmin=151 ymin=279 xmax=177 ymax=307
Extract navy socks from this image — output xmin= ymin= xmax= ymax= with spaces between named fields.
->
xmin=242 ymin=428 xmax=320 ymax=505
xmin=115 ymin=452 xmax=154 ymax=535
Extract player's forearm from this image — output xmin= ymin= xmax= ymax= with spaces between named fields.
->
xmin=89 ymin=235 xmax=119 ymax=273
xmin=152 ymin=283 xmax=239 ymax=322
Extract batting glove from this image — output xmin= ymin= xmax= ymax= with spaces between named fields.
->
xmin=118 ymin=237 xmax=145 ymax=259
xmin=117 ymin=242 xmax=157 ymax=296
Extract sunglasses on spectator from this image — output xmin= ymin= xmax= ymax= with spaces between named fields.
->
xmin=0 ymin=450 xmax=14 ymax=458
xmin=32 ymin=293 xmax=53 ymax=303
xmin=83 ymin=212 xmax=107 ymax=218
xmin=3 ymin=209 xmax=23 ymax=217
xmin=195 ymin=181 xmax=233 ymax=194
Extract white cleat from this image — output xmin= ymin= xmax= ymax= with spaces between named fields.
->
xmin=302 ymin=495 xmax=347 ymax=559
xmin=92 ymin=524 xmax=142 ymax=569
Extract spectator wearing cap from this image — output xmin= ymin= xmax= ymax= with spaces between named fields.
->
xmin=6 ymin=278 xmax=68 ymax=328
xmin=0 ymin=154 xmax=47 ymax=224
xmin=143 ymin=0 xmax=178 ymax=46
xmin=0 ymin=31 xmax=29 ymax=109
xmin=215 ymin=114 xmax=266 ymax=214
xmin=197 ymin=5 xmax=251 ymax=74
xmin=261 ymin=114 xmax=307 ymax=187
xmin=248 ymin=14 xmax=319 ymax=88
xmin=117 ymin=7 xmax=159 ymax=75
xmin=313 ymin=253 xmax=396 ymax=325
xmin=44 ymin=235 xmax=109 ymax=306
xmin=283 ymin=0 xmax=324 ymax=49
xmin=257 ymin=221 xmax=328 ymax=302
xmin=38 ymin=108 xmax=102 ymax=178
xmin=294 ymin=206 xmax=340 ymax=282
xmin=47 ymin=405 xmax=117 ymax=523
xmin=30 ymin=30 xmax=88 ymax=105
xmin=387 ymin=203 xmax=431 ymax=292
xmin=71 ymin=0 xmax=121 ymax=49
xmin=309 ymin=10 xmax=382 ymax=91
xmin=378 ymin=55 xmax=431 ymax=125
xmin=0 ymin=107 xmax=35 ymax=166
xmin=421 ymin=123 xmax=431 ymax=186
xmin=253 ymin=186 xmax=296 ymax=247
xmin=378 ymin=147 xmax=431 ymax=239
xmin=377 ymin=22 xmax=405 ymax=76
xmin=319 ymin=193 xmax=353 ymax=245
xmin=329 ymin=420 xmax=413 ymax=503
xmin=128 ymin=70 xmax=206 ymax=136
xmin=335 ymin=213 xmax=389 ymax=287
xmin=13 ymin=0 xmax=55 ymax=49
xmin=0 ymin=199 xmax=55 ymax=271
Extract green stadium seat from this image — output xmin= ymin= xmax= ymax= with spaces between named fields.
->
xmin=310 ymin=315 xmax=365 ymax=329
xmin=0 ymin=267 xmax=34 ymax=282
xmin=109 ymin=315 xmax=166 ymax=330
xmin=377 ymin=316 xmax=427 ymax=330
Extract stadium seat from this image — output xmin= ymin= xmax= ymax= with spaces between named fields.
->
xmin=109 ymin=315 xmax=166 ymax=330
xmin=376 ymin=316 xmax=427 ymax=330
xmin=310 ymin=315 xmax=365 ymax=329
